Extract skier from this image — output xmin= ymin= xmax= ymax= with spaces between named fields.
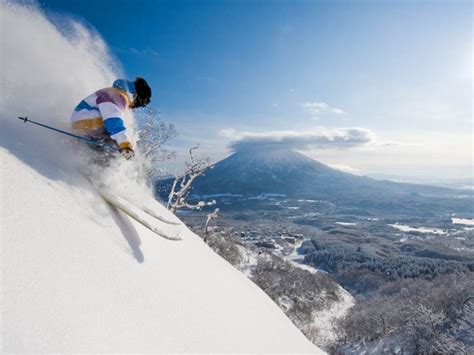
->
xmin=70 ymin=77 xmax=152 ymax=160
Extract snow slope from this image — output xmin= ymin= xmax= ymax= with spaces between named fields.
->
xmin=0 ymin=2 xmax=322 ymax=352
xmin=1 ymin=148 xmax=324 ymax=353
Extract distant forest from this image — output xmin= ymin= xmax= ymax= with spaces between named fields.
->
xmin=301 ymin=239 xmax=473 ymax=294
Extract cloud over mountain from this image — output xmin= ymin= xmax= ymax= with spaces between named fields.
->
xmin=220 ymin=127 xmax=376 ymax=152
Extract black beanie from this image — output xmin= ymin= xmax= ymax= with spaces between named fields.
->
xmin=133 ymin=77 xmax=152 ymax=106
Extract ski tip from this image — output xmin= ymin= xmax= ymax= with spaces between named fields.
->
xmin=166 ymin=231 xmax=183 ymax=241
xmin=150 ymin=227 xmax=182 ymax=241
xmin=158 ymin=233 xmax=182 ymax=241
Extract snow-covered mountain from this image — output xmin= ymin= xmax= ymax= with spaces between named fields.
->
xmin=189 ymin=148 xmax=461 ymax=198
xmin=191 ymin=148 xmax=346 ymax=196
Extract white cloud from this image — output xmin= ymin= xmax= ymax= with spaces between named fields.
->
xmin=326 ymin=164 xmax=363 ymax=175
xmin=219 ymin=127 xmax=376 ymax=152
xmin=302 ymin=101 xmax=346 ymax=119
xmin=219 ymin=128 xmax=239 ymax=139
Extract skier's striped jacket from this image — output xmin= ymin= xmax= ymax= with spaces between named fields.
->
xmin=70 ymin=79 xmax=135 ymax=150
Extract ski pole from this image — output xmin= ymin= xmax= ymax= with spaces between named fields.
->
xmin=17 ymin=116 xmax=120 ymax=151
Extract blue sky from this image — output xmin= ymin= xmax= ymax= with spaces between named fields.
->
xmin=41 ymin=0 xmax=472 ymax=180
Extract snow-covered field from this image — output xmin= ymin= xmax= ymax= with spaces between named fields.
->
xmin=336 ymin=222 xmax=357 ymax=226
xmin=452 ymin=217 xmax=474 ymax=226
xmin=388 ymin=223 xmax=446 ymax=235
xmin=284 ymin=238 xmax=323 ymax=274
xmin=0 ymin=2 xmax=322 ymax=353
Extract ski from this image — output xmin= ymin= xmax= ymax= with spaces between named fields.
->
xmin=106 ymin=191 xmax=180 ymax=225
xmin=125 ymin=201 xmax=180 ymax=225
xmin=99 ymin=190 xmax=182 ymax=241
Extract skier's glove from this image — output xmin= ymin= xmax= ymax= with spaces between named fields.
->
xmin=120 ymin=147 xmax=135 ymax=160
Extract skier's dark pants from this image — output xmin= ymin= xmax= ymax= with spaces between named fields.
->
xmin=83 ymin=136 xmax=119 ymax=167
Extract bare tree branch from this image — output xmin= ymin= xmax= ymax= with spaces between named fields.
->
xmin=204 ymin=208 xmax=219 ymax=243
xmin=136 ymin=108 xmax=177 ymax=180
xmin=167 ymin=145 xmax=215 ymax=213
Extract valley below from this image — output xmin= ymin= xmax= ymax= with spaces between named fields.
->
xmin=178 ymin=192 xmax=474 ymax=353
